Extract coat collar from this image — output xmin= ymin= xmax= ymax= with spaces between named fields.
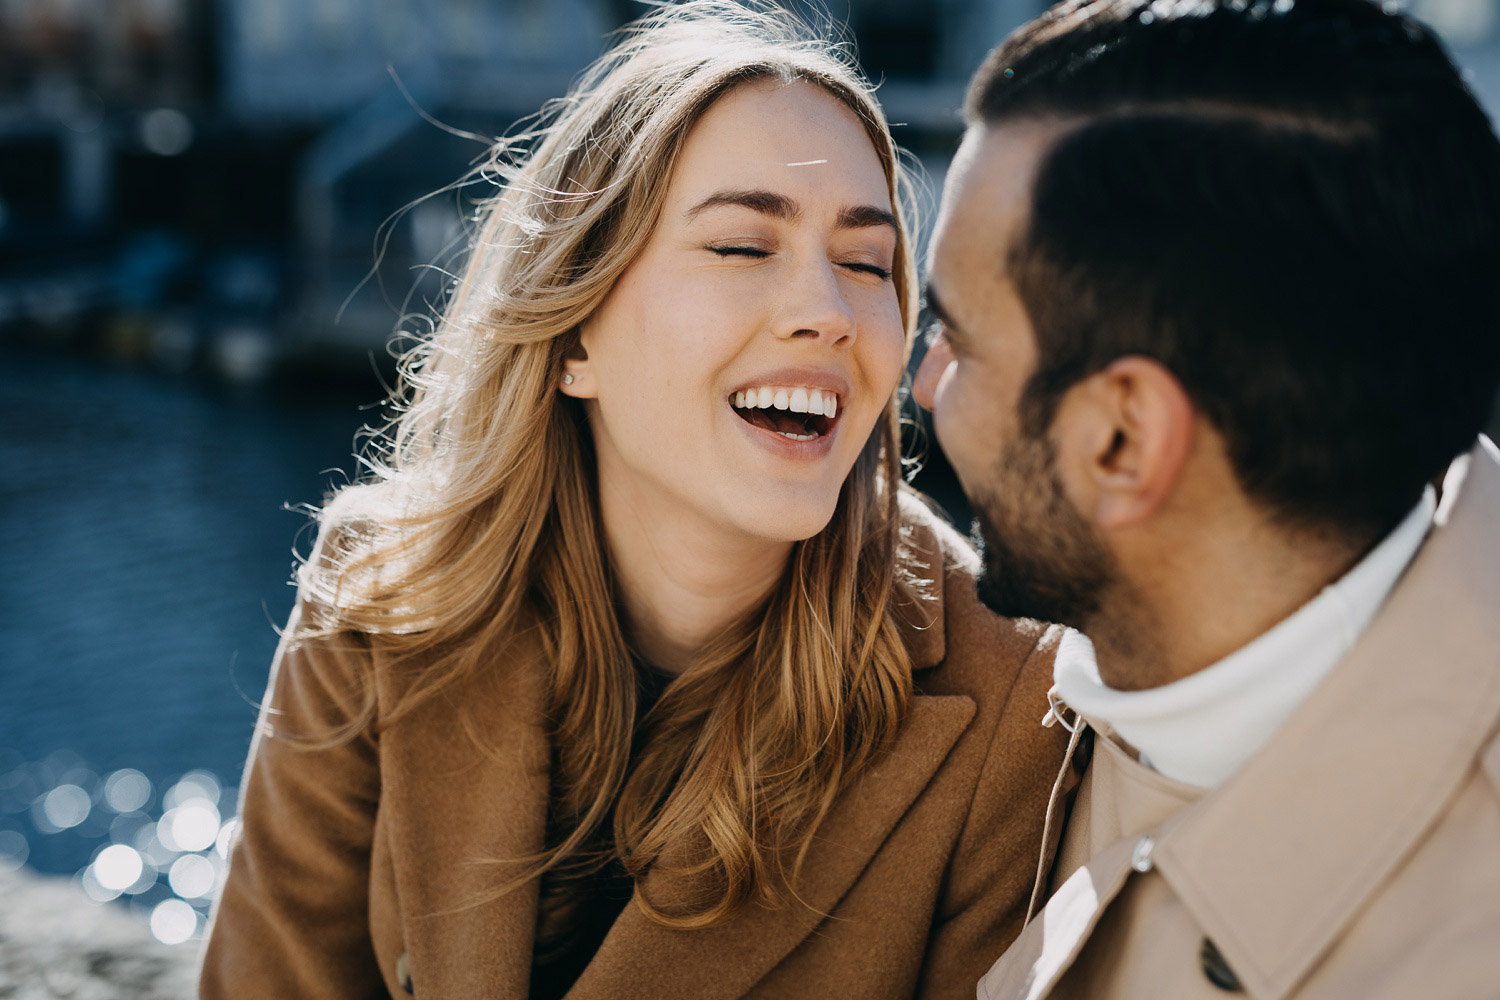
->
xmin=1155 ymin=438 xmax=1500 ymax=999
xmin=989 ymin=438 xmax=1500 ymax=1000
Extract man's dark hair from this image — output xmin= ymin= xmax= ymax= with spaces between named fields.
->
xmin=969 ymin=0 xmax=1500 ymax=544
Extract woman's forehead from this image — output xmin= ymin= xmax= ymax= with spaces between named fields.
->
xmin=665 ymin=79 xmax=892 ymax=214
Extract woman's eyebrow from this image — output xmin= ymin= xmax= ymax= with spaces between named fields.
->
xmin=835 ymin=204 xmax=898 ymax=234
xmin=687 ymin=189 xmax=800 ymax=221
xmin=686 ymin=189 xmax=897 ymax=234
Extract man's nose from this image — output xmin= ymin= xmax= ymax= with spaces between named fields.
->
xmin=911 ymin=335 xmax=953 ymax=410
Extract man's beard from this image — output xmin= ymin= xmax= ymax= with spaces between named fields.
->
xmin=969 ymin=430 xmax=1118 ymax=628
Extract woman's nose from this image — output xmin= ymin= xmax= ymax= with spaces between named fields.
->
xmin=772 ymin=260 xmax=858 ymax=347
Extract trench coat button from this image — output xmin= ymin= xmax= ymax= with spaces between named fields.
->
xmin=1199 ymin=938 xmax=1244 ymax=992
xmin=1130 ymin=834 xmax=1155 ymax=873
xmin=396 ymin=950 xmax=414 ymax=994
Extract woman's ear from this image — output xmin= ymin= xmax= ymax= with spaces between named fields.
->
xmin=558 ymin=331 xmax=596 ymax=398
xmin=1056 ymin=355 xmax=1195 ymax=530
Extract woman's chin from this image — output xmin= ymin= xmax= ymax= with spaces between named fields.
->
xmin=728 ymin=494 xmax=841 ymax=545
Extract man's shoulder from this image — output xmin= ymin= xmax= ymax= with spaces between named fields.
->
xmin=1333 ymin=735 xmax=1500 ymax=995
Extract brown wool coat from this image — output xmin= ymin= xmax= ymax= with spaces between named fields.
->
xmin=979 ymin=438 xmax=1500 ymax=1000
xmin=200 ymin=495 xmax=1071 ymax=999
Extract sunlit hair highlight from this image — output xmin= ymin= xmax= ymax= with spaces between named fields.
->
xmin=291 ymin=0 xmax=924 ymax=944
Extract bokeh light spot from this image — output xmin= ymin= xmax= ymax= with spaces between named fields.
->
xmin=164 ymin=771 xmax=221 ymax=810
xmin=0 ymin=830 xmax=28 ymax=872
xmin=93 ymin=843 xmax=145 ymax=892
xmin=80 ymin=865 xmax=122 ymax=903
xmin=41 ymin=784 xmax=91 ymax=831
xmin=168 ymin=853 xmax=216 ymax=899
xmin=149 ymin=898 xmax=199 ymax=945
xmin=161 ymin=799 xmax=219 ymax=853
xmin=140 ymin=108 xmax=193 ymax=156
xmin=104 ymin=769 xmax=152 ymax=813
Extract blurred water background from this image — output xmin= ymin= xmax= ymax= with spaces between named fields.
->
xmin=2 ymin=0 xmax=1499 ymax=957
xmin=0 ymin=350 xmax=368 ymax=942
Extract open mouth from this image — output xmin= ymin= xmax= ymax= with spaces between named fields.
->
xmin=730 ymin=386 xmax=839 ymax=442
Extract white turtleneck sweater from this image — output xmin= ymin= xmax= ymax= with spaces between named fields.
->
xmin=1051 ymin=487 xmax=1437 ymax=789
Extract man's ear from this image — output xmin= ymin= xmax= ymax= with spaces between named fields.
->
xmin=1056 ymin=355 xmax=1195 ymax=529
xmin=558 ymin=329 xmax=596 ymax=399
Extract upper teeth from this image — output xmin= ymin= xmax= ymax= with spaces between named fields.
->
xmin=733 ymin=386 xmax=838 ymax=418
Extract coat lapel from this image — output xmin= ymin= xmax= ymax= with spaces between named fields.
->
xmin=565 ymin=693 xmax=977 ymax=1000
xmin=381 ymin=632 xmax=553 ymax=999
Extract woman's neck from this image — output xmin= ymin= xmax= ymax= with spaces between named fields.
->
xmin=598 ymin=482 xmax=790 ymax=675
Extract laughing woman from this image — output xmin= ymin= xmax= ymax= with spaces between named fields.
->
xmin=200 ymin=3 xmax=1068 ymax=997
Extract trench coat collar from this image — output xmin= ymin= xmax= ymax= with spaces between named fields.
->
xmin=1151 ymin=437 xmax=1500 ymax=999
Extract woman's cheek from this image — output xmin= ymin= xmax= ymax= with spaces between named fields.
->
xmin=866 ymin=301 xmax=909 ymax=395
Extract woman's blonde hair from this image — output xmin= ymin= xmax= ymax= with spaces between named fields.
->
xmin=298 ymin=0 xmax=925 ymax=940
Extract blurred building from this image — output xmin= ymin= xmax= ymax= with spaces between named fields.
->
xmin=0 ymin=0 xmax=1498 ymax=377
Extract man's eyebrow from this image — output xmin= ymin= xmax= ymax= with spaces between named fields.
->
xmin=686 ymin=189 xmax=898 ymax=234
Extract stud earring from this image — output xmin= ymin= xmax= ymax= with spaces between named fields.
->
xmin=562 ymin=374 xmax=575 ymax=386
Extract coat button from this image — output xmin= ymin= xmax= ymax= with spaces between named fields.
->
xmin=1199 ymin=938 xmax=1243 ymax=992
xmin=1130 ymin=835 xmax=1155 ymax=873
xmin=396 ymin=950 xmax=414 ymax=994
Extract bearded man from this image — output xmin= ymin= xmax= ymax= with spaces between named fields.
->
xmin=913 ymin=0 xmax=1500 ymax=995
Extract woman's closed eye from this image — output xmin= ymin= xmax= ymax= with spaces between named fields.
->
xmin=705 ymin=244 xmax=892 ymax=281
xmin=841 ymin=260 xmax=892 ymax=281
xmin=706 ymin=244 xmax=772 ymax=259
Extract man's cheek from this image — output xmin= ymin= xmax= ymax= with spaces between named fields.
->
xmin=931 ymin=401 xmax=971 ymax=475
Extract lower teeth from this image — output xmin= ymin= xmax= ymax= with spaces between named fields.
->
xmin=778 ymin=430 xmax=817 ymax=441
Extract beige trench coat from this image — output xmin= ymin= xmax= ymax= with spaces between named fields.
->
xmin=201 ymin=494 xmax=1072 ymax=999
xmin=979 ymin=438 xmax=1500 ymax=1000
